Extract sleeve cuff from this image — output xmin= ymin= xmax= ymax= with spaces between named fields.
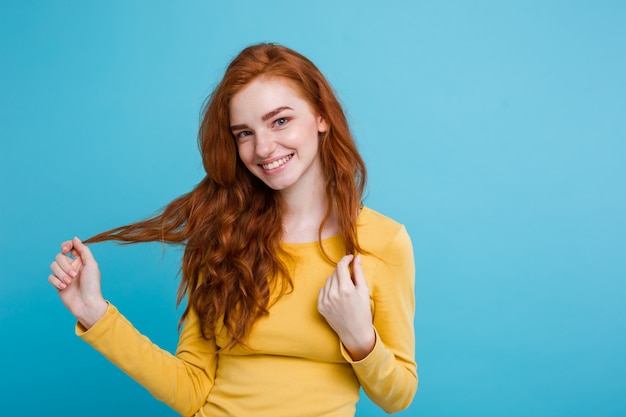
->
xmin=75 ymin=301 xmax=116 ymax=339
xmin=340 ymin=327 xmax=382 ymax=365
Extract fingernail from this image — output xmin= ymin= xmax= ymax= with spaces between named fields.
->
xmin=69 ymin=270 xmax=77 ymax=277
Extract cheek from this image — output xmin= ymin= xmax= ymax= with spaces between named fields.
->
xmin=236 ymin=142 xmax=254 ymax=165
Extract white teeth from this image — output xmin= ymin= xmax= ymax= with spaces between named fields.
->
xmin=262 ymin=155 xmax=292 ymax=170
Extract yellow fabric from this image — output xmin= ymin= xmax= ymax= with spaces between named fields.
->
xmin=77 ymin=207 xmax=417 ymax=416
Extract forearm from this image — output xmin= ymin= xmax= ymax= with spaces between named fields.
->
xmin=342 ymin=328 xmax=417 ymax=413
xmin=77 ymin=303 xmax=215 ymax=417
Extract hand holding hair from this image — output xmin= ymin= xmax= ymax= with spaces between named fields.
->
xmin=317 ymin=254 xmax=376 ymax=361
xmin=48 ymin=237 xmax=107 ymax=329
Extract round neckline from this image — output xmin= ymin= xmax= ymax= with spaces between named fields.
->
xmin=280 ymin=232 xmax=343 ymax=249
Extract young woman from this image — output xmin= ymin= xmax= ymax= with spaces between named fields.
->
xmin=48 ymin=43 xmax=417 ymax=417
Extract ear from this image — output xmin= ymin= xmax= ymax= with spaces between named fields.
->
xmin=317 ymin=114 xmax=328 ymax=133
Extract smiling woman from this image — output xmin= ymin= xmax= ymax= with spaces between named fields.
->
xmin=230 ymin=78 xmax=328 ymax=200
xmin=48 ymin=43 xmax=417 ymax=417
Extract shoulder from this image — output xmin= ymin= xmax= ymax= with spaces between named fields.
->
xmin=357 ymin=207 xmax=412 ymax=255
xmin=357 ymin=207 xmax=415 ymax=290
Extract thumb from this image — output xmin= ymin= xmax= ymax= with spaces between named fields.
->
xmin=352 ymin=255 xmax=368 ymax=288
xmin=72 ymin=237 xmax=96 ymax=264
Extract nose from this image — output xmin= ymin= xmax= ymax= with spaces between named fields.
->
xmin=254 ymin=130 xmax=276 ymax=159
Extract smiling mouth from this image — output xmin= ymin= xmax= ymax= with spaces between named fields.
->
xmin=261 ymin=154 xmax=293 ymax=170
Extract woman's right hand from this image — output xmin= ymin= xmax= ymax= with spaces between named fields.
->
xmin=49 ymin=237 xmax=107 ymax=329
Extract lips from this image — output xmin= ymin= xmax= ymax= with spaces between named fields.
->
xmin=261 ymin=154 xmax=293 ymax=170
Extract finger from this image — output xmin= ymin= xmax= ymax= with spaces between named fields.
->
xmin=317 ymin=285 xmax=326 ymax=310
xmin=326 ymin=270 xmax=341 ymax=299
xmin=352 ymin=255 xmax=368 ymax=288
xmin=59 ymin=253 xmax=82 ymax=280
xmin=50 ymin=260 xmax=74 ymax=285
xmin=318 ymin=275 xmax=334 ymax=305
xmin=72 ymin=237 xmax=96 ymax=265
xmin=69 ymin=253 xmax=84 ymax=273
xmin=48 ymin=273 xmax=67 ymax=290
xmin=336 ymin=254 xmax=355 ymax=289
xmin=318 ymin=276 xmax=332 ymax=311
xmin=55 ymin=252 xmax=76 ymax=274
xmin=60 ymin=240 xmax=74 ymax=255
xmin=325 ymin=274 xmax=334 ymax=290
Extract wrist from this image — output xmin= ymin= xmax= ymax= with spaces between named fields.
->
xmin=343 ymin=327 xmax=376 ymax=361
xmin=76 ymin=298 xmax=108 ymax=329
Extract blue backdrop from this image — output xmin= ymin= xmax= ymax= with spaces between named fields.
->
xmin=1 ymin=1 xmax=625 ymax=416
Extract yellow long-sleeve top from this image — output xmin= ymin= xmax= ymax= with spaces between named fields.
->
xmin=77 ymin=207 xmax=417 ymax=417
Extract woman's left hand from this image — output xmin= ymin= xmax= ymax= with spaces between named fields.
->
xmin=317 ymin=254 xmax=375 ymax=361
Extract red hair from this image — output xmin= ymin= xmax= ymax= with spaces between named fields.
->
xmin=85 ymin=43 xmax=367 ymax=349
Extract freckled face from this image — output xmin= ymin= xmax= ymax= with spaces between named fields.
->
xmin=229 ymin=77 xmax=328 ymax=194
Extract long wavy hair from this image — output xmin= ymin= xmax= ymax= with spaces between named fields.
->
xmin=85 ymin=43 xmax=367 ymax=349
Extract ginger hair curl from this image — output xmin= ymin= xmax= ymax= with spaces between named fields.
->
xmin=85 ymin=43 xmax=367 ymax=349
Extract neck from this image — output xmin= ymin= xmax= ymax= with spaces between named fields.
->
xmin=279 ymin=179 xmax=337 ymax=244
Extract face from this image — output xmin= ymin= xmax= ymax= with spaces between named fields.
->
xmin=229 ymin=77 xmax=328 ymax=194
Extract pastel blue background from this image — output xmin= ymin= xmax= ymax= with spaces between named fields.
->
xmin=1 ymin=1 xmax=625 ymax=416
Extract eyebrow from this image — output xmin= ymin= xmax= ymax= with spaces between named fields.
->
xmin=261 ymin=106 xmax=293 ymax=121
xmin=230 ymin=106 xmax=293 ymax=132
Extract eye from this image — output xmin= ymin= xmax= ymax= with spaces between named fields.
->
xmin=235 ymin=130 xmax=253 ymax=140
xmin=273 ymin=117 xmax=289 ymax=127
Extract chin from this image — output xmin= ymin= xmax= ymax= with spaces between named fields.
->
xmin=256 ymin=178 xmax=284 ymax=191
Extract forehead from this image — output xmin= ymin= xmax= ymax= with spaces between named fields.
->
xmin=229 ymin=77 xmax=311 ymax=121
